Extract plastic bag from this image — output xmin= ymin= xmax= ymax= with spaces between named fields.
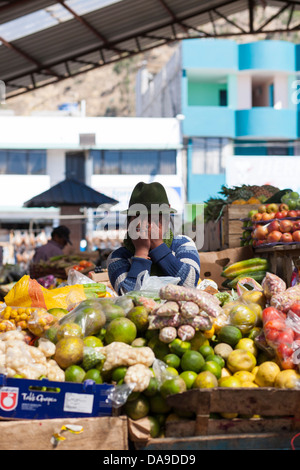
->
xmin=134 ymin=272 xmax=180 ymax=298
xmin=262 ymin=272 xmax=286 ymax=300
xmin=4 ymin=275 xmax=107 ymax=311
xmin=67 ymin=268 xmax=94 ymax=286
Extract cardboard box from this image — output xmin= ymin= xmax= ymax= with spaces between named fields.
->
xmin=0 ymin=416 xmax=128 ymax=450
xmin=199 ymin=246 xmax=254 ymax=288
xmin=0 ymin=374 xmax=114 ymax=420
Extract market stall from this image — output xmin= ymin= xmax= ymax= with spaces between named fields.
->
xmin=0 ymin=255 xmax=300 ymax=450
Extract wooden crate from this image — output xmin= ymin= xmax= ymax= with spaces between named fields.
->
xmin=0 ymin=416 xmax=128 ymax=450
xmin=164 ymin=388 xmax=300 ymax=438
xmin=222 ymin=204 xmax=260 ymax=249
xmin=136 ymin=432 xmax=299 ymax=451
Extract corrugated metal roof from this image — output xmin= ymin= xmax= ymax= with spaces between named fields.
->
xmin=0 ymin=0 xmax=298 ymax=98
xmin=23 ymin=178 xmax=119 ymax=207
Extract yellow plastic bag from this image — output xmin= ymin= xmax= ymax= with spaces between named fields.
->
xmin=4 ymin=275 xmax=86 ymax=310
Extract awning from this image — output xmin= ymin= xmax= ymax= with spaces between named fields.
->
xmin=0 ymin=0 xmax=298 ymax=99
xmin=23 ymin=177 xmax=119 ymax=208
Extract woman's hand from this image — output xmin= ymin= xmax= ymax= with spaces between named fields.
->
xmin=150 ymin=220 xmax=163 ymax=250
xmin=130 ymin=217 xmax=151 ymax=258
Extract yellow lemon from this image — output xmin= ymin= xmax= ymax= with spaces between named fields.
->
xmin=220 ymin=367 xmax=232 ymax=379
xmin=241 ymin=291 xmax=266 ymax=309
xmin=254 ymin=361 xmax=280 ymax=387
xmin=274 ymin=369 xmax=300 ymax=389
xmin=203 ymin=325 xmax=215 ymax=339
xmin=218 ymin=376 xmax=241 ymax=387
xmin=240 ymin=381 xmax=259 ymax=388
xmin=227 ymin=349 xmax=257 ymax=373
xmin=233 ymin=370 xmax=255 ymax=383
xmin=229 ymin=304 xmax=257 ymax=334
xmin=247 ymin=303 xmax=263 ymax=325
xmin=235 ymin=338 xmax=258 ymax=357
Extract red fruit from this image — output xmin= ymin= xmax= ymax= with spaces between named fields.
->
xmin=267 ymin=220 xmax=281 ymax=233
xmin=280 ymin=356 xmax=296 ymax=370
xmin=281 ymin=210 xmax=289 ymax=217
xmin=277 ymin=342 xmax=294 ymax=359
xmin=254 ymin=225 xmax=268 ymax=240
xmin=262 ymin=213 xmax=273 ymax=221
xmin=292 ymin=230 xmax=300 ymax=242
xmin=280 ymin=203 xmax=289 ymax=211
xmin=275 ymin=212 xmax=284 ymax=219
xmin=267 ymin=231 xmax=282 ymax=243
xmin=288 ymin=210 xmax=297 ymax=218
xmin=289 ymin=303 xmax=300 ymax=317
xmin=281 ymin=232 xmax=293 ymax=243
xmin=252 ymin=213 xmax=263 ymax=222
xmin=292 ymin=220 xmax=300 ymax=232
xmin=277 ymin=328 xmax=295 ymax=346
xmin=279 ymin=220 xmax=293 ymax=233
xmin=262 ymin=307 xmax=285 ymax=323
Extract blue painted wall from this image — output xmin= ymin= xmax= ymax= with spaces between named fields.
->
xmin=181 ymin=39 xmax=300 ymax=203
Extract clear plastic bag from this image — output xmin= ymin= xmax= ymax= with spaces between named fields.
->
xmin=134 ymin=272 xmax=180 ymax=298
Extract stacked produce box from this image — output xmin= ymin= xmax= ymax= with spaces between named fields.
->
xmin=1 ymin=263 xmax=300 ymax=444
xmin=241 ymin=191 xmax=300 ymax=248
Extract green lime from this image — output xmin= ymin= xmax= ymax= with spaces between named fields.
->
xmin=147 ymin=336 xmax=170 ymax=361
xmin=169 ymin=338 xmax=191 ymax=356
xmin=84 ymin=369 xmax=103 ymax=384
xmin=198 ymin=344 xmax=214 ymax=358
xmin=149 ymin=394 xmax=172 ymax=414
xmin=180 ymin=371 xmax=198 ymax=389
xmin=65 ymin=365 xmax=86 ymax=383
xmin=124 ymin=396 xmax=150 ymax=420
xmin=180 ymin=350 xmax=205 ymax=373
xmin=165 ymin=367 xmax=179 ymax=377
xmin=83 ymin=336 xmax=103 ymax=348
xmin=127 ymin=391 xmax=141 ymax=402
xmin=147 ymin=416 xmax=160 ymax=438
xmin=190 ymin=331 xmax=209 ymax=351
xmin=205 ymin=354 xmax=225 ymax=369
xmin=105 ymin=317 xmax=137 ymax=345
xmin=160 ymin=376 xmax=187 ymax=399
xmin=111 ymin=366 xmax=128 ymax=382
xmin=144 ymin=377 xmax=159 ymax=397
xmin=201 ymin=361 xmax=222 ymax=379
xmin=163 ymin=353 xmax=181 ymax=369
xmin=248 ymin=327 xmax=261 ymax=341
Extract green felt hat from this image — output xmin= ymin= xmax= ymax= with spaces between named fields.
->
xmin=121 ymin=182 xmax=177 ymax=215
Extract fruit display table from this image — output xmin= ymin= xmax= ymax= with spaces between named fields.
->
xmin=254 ymin=243 xmax=300 ymax=286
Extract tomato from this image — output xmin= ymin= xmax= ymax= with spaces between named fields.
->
xmin=289 ymin=303 xmax=300 ymax=317
xmin=265 ymin=329 xmax=280 ymax=345
xmin=280 ymin=356 xmax=296 ymax=370
xmin=73 ymin=265 xmax=84 ymax=271
xmin=262 ymin=307 xmax=285 ymax=324
xmin=277 ymin=328 xmax=295 ymax=346
xmin=276 ymin=342 xmax=294 ymax=359
xmin=264 ymin=319 xmax=286 ymax=332
xmin=79 ymin=260 xmax=93 ymax=268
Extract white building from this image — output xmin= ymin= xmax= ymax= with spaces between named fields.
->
xmin=0 ymin=114 xmax=185 ymax=262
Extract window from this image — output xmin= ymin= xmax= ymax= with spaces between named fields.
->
xmin=91 ymin=150 xmax=177 ymax=175
xmin=192 ymin=138 xmax=229 ymax=175
xmin=0 ymin=150 xmax=47 ymax=175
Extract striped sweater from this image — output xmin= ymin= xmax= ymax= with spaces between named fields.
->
xmin=107 ymin=235 xmax=200 ymax=295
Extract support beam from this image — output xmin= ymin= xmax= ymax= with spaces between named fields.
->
xmin=0 ymin=35 xmax=64 ymax=79
xmin=57 ymin=0 xmax=132 ymax=56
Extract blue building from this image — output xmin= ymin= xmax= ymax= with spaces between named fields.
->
xmin=136 ymin=39 xmax=300 ymax=202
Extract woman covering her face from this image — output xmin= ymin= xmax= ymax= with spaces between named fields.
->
xmin=107 ymin=182 xmax=200 ymax=295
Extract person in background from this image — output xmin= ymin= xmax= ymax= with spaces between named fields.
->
xmin=108 ymin=182 xmax=200 ymax=295
xmin=32 ymin=225 xmax=72 ymax=264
